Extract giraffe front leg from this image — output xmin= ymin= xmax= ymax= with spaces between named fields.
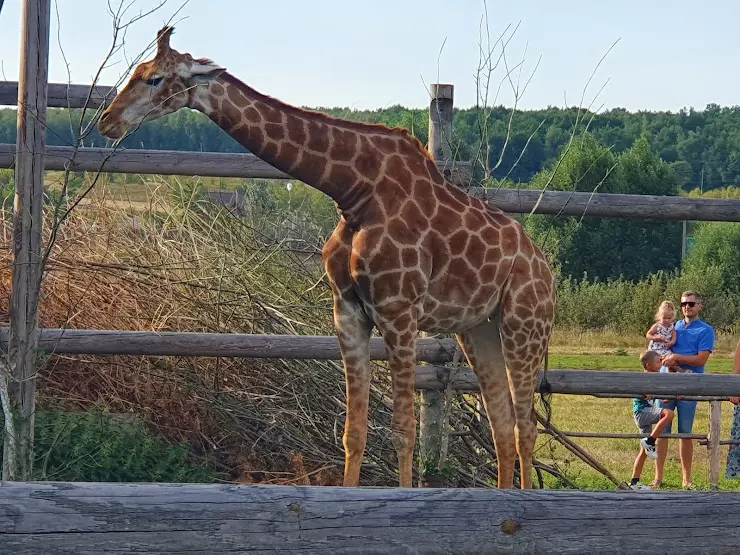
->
xmin=334 ymin=296 xmax=373 ymax=487
xmin=379 ymin=315 xmax=418 ymax=488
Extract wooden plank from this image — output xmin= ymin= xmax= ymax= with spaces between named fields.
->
xmin=0 ymin=144 xmax=291 ymax=179
xmin=4 ymin=327 xmax=740 ymax=397
xmin=538 ymin=429 xmax=707 ymax=441
xmin=415 ymin=366 xmax=740 ymax=397
xmin=536 ymin=369 xmax=740 ymax=397
xmin=5 ymin=0 xmax=51 ymax=481
xmin=471 ymin=187 xmax=740 ymax=221
xmin=1 ymin=482 xmax=740 ymax=554
xmin=709 ymin=400 xmax=722 ymax=489
xmin=0 ymin=82 xmax=116 ymax=108
xmin=0 ymin=144 xmax=739 ymax=222
xmin=0 ymin=328 xmax=458 ymax=363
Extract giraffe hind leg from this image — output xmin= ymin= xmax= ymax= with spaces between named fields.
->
xmin=456 ymin=315 xmax=517 ymax=489
xmin=500 ymin=298 xmax=553 ymax=489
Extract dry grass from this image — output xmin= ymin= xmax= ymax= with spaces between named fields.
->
xmin=0 ymin=179 xmax=516 ymax=487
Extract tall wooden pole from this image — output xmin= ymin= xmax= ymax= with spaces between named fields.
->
xmin=427 ymin=84 xmax=454 ymax=162
xmin=5 ymin=0 xmax=51 ymax=480
xmin=418 ymin=84 xmax=456 ymax=485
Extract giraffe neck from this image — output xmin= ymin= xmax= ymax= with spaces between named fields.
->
xmin=190 ymin=72 xmax=443 ymax=220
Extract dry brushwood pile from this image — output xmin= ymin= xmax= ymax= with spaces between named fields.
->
xmin=0 ymin=181 xmax=568 ymax=487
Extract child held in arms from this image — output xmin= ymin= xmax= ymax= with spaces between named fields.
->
xmin=629 ymin=350 xmax=675 ymax=490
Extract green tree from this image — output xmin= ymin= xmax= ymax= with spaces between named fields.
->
xmin=683 ymin=221 xmax=740 ymax=293
xmin=524 ymin=135 xmax=681 ymax=280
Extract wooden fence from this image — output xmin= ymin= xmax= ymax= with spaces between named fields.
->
xmin=3 ymin=481 xmax=740 ymax=554
xmin=3 ymin=9 xmax=740 ymax=551
xmin=2 ymin=327 xmax=739 ymax=488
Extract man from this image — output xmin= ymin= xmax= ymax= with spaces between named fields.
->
xmin=654 ymin=291 xmax=715 ymax=490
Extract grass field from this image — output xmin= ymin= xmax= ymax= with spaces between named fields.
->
xmin=539 ymin=349 xmax=740 ymax=491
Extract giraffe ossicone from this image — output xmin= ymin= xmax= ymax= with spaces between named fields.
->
xmin=100 ymin=26 xmax=556 ymax=489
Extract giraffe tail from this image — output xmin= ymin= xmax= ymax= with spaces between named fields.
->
xmin=536 ymin=348 xmax=553 ymax=429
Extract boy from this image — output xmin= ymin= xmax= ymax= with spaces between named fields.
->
xmin=629 ymin=350 xmax=675 ymax=490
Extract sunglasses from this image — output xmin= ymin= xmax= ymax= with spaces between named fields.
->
xmin=680 ymin=301 xmax=697 ymax=308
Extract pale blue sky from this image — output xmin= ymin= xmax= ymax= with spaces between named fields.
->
xmin=0 ymin=0 xmax=738 ymax=112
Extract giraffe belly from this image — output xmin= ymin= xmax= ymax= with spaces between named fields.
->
xmin=417 ymin=287 xmax=502 ymax=334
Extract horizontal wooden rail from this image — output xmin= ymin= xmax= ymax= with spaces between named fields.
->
xmin=1 ymin=145 xmax=739 ymax=221
xmin=2 ymin=482 xmax=740 ymax=554
xmin=5 ymin=328 xmax=740 ymax=396
xmin=539 ymin=429 xmax=707 ymax=441
xmin=536 ymin=429 xmax=740 ymax=446
xmin=417 ymin=366 xmax=740 ymax=396
xmin=469 ymin=187 xmax=740 ymax=222
xmin=0 ymin=328 xmax=458 ymax=363
xmin=0 ymin=81 xmax=116 ymax=108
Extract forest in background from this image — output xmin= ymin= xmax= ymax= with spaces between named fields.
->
xmin=3 ymin=102 xmax=740 ymax=192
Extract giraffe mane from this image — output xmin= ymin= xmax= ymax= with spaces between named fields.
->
xmin=219 ymin=72 xmax=435 ymax=163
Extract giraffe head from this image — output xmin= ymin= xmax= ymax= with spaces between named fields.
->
xmin=99 ymin=26 xmax=225 ymax=139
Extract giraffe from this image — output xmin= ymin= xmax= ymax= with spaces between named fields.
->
xmin=99 ymin=26 xmax=556 ymax=489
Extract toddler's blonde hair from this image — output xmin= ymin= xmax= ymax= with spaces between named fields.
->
xmin=654 ymin=300 xmax=676 ymax=323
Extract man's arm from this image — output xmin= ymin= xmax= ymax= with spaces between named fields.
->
xmin=663 ymin=351 xmax=711 ymax=368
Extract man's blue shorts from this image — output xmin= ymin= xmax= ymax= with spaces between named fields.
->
xmin=656 ymin=399 xmax=697 ymax=434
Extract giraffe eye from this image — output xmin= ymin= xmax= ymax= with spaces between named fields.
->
xmin=145 ymin=76 xmax=163 ymax=86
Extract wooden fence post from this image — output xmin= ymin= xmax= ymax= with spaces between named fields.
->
xmin=428 ymin=84 xmax=454 ymax=162
xmin=708 ymin=400 xmax=722 ymax=489
xmin=4 ymin=0 xmax=51 ymax=480
xmin=418 ymin=84 xmax=456 ymax=485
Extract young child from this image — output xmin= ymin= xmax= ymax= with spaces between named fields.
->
xmin=629 ymin=350 xmax=675 ymax=490
xmin=646 ymin=300 xmax=677 ymax=359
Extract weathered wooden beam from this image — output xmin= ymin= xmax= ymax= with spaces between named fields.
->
xmin=1 ymin=482 xmax=739 ymax=554
xmin=415 ymin=366 xmax=740 ymax=397
xmin=428 ymin=83 xmax=454 ymax=161
xmin=0 ymin=328 xmax=459 ymax=363
xmin=5 ymin=0 xmax=51 ymax=482
xmin=4 ymin=328 xmax=740 ymax=396
xmin=0 ymin=144 xmax=739 ymax=221
xmin=709 ymin=400 xmax=722 ymax=489
xmin=0 ymin=81 xmax=116 ymax=108
xmin=470 ymin=187 xmax=740 ymax=222
xmin=0 ymin=143 xmax=291 ymax=178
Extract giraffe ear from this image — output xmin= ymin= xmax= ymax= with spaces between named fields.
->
xmin=179 ymin=58 xmax=226 ymax=84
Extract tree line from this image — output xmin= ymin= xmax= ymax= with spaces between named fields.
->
xmin=2 ymin=102 xmax=738 ymax=192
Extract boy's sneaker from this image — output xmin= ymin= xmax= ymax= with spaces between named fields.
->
xmin=630 ymin=481 xmax=652 ymax=491
xmin=641 ymin=438 xmax=658 ymax=460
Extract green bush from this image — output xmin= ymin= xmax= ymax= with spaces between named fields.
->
xmin=554 ymin=266 xmax=740 ymax=334
xmin=3 ymin=411 xmax=217 ymax=483
xmin=684 ymin=222 xmax=740 ymax=293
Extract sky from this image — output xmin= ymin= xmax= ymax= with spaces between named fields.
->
xmin=0 ymin=0 xmax=738 ymax=113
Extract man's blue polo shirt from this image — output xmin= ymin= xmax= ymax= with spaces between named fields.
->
xmin=672 ymin=318 xmax=715 ymax=374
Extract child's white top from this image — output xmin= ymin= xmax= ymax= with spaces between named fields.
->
xmin=648 ymin=322 xmax=675 ymax=356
